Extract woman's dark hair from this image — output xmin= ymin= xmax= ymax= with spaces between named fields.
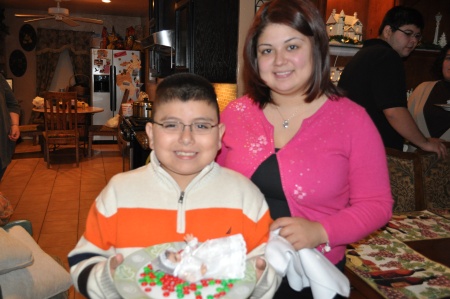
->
xmin=153 ymin=73 xmax=219 ymax=120
xmin=243 ymin=0 xmax=342 ymax=108
xmin=431 ymin=44 xmax=450 ymax=80
xmin=378 ymin=6 xmax=424 ymax=36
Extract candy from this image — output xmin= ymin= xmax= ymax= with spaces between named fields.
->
xmin=138 ymin=267 xmax=238 ymax=299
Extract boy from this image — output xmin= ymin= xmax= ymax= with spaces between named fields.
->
xmin=68 ymin=73 xmax=281 ymax=298
xmin=338 ymin=6 xmax=446 ymax=157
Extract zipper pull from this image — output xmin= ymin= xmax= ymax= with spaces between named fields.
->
xmin=178 ymin=191 xmax=185 ymax=204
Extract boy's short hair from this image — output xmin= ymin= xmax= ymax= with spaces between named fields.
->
xmin=154 ymin=73 xmax=219 ymax=120
xmin=378 ymin=6 xmax=424 ymax=35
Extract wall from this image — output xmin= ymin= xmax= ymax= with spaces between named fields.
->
xmin=3 ymin=8 xmax=147 ymax=124
xmin=236 ymin=1 xmax=254 ymax=98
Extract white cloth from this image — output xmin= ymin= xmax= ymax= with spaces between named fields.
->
xmin=265 ymin=229 xmax=350 ymax=298
xmin=160 ymin=234 xmax=247 ymax=283
xmin=32 ymin=96 xmax=44 ymax=109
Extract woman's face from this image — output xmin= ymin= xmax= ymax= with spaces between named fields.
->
xmin=256 ymin=23 xmax=313 ymax=98
xmin=442 ymin=49 xmax=450 ymax=81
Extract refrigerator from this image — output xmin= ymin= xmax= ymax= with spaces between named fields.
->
xmin=91 ymin=49 xmax=142 ymax=140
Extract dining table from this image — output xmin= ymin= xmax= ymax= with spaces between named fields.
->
xmin=345 ymin=209 xmax=450 ymax=299
xmin=32 ymin=105 xmax=104 ymax=154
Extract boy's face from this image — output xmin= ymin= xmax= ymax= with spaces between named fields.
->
xmin=383 ymin=24 xmax=421 ymax=58
xmin=146 ymin=99 xmax=225 ymax=189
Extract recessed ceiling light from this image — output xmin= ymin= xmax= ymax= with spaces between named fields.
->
xmin=102 ymin=0 xmax=111 ymax=3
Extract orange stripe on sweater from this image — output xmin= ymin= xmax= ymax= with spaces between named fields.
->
xmin=84 ymin=206 xmax=271 ymax=252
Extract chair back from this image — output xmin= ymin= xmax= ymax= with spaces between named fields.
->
xmin=43 ymin=92 xmax=78 ymax=134
xmin=385 ymin=147 xmax=425 ymax=212
xmin=417 ymin=142 xmax=450 ymax=210
xmin=42 ymin=91 xmax=80 ymax=168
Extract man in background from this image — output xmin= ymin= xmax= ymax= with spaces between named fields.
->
xmin=339 ymin=6 xmax=447 ymax=158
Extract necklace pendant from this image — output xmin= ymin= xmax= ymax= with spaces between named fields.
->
xmin=282 ymin=120 xmax=289 ymax=128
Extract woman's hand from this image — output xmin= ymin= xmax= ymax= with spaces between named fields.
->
xmin=270 ymin=217 xmax=328 ymax=251
xmin=8 ymin=125 xmax=20 ymax=142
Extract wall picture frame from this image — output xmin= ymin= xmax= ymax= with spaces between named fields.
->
xmin=19 ymin=24 xmax=37 ymax=52
xmin=9 ymin=50 xmax=27 ymax=77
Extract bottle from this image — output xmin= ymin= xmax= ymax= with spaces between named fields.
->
xmin=369 ymin=268 xmax=425 ymax=279
xmin=374 ymin=275 xmax=436 ymax=288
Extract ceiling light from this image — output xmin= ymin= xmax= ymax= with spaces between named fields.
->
xmin=102 ymin=0 xmax=111 ymax=3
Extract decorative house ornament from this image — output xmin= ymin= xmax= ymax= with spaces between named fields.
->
xmin=326 ymin=9 xmax=363 ymax=44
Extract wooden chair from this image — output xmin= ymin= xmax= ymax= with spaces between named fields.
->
xmin=18 ymin=124 xmax=43 ymax=146
xmin=87 ymin=125 xmax=119 ymax=157
xmin=42 ymin=91 xmax=79 ymax=168
xmin=385 ymin=147 xmax=425 ymax=212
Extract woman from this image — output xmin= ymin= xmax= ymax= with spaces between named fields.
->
xmin=0 ymin=73 xmax=20 ymax=182
xmin=408 ymin=45 xmax=450 ymax=141
xmin=216 ymin=0 xmax=393 ymax=296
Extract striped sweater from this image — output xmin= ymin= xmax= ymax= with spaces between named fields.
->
xmin=68 ymin=151 xmax=280 ymax=299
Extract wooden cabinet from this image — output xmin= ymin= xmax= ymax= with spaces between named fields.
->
xmin=190 ymin=0 xmax=239 ymax=83
xmin=149 ymin=0 xmax=239 ymax=83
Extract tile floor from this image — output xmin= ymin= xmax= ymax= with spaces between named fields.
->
xmin=0 ymin=138 xmax=123 ymax=299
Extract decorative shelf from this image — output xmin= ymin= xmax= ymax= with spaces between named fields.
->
xmin=329 ymin=44 xmax=362 ymax=56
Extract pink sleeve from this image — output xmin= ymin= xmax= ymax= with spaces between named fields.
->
xmin=321 ymin=113 xmax=393 ymax=247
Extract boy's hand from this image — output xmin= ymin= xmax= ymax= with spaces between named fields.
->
xmin=110 ymin=253 xmax=124 ymax=276
xmin=255 ymin=257 xmax=266 ymax=281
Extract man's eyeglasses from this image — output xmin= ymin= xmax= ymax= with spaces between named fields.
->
xmin=152 ymin=120 xmax=219 ymax=134
xmin=392 ymin=26 xmax=422 ymax=41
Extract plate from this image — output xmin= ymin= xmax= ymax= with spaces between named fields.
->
xmin=114 ymin=242 xmax=256 ymax=299
xmin=434 ymin=104 xmax=450 ymax=111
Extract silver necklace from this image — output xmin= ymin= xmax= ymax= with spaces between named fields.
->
xmin=274 ymin=105 xmax=302 ymax=129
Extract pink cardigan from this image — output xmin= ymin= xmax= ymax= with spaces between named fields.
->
xmin=217 ymin=95 xmax=393 ymax=264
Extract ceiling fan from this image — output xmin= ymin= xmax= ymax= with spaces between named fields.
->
xmin=15 ymin=0 xmax=104 ymax=27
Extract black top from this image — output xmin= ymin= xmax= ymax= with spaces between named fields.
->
xmin=339 ymin=39 xmax=407 ymax=150
xmin=251 ymin=152 xmax=290 ymax=220
xmin=423 ymin=80 xmax=450 ymax=138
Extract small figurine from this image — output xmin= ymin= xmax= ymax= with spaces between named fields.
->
xmin=151 ymin=234 xmax=247 ymax=283
xmin=125 ymin=26 xmax=136 ymax=50
xmin=100 ymin=26 xmax=109 ymax=49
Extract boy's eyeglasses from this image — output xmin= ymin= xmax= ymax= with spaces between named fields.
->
xmin=392 ymin=26 xmax=422 ymax=41
xmin=152 ymin=121 xmax=219 ymax=134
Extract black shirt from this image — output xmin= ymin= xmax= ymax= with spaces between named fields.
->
xmin=339 ymin=39 xmax=407 ymax=150
xmin=251 ymin=152 xmax=290 ymax=220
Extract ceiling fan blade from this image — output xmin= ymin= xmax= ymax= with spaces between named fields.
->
xmin=23 ymin=16 xmax=55 ymax=23
xmin=15 ymin=14 xmax=48 ymax=18
xmin=61 ymin=16 xmax=80 ymax=27
xmin=70 ymin=16 xmax=104 ymax=25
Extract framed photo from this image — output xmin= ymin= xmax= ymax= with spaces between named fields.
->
xmin=9 ymin=50 xmax=27 ymax=77
xmin=19 ymin=24 xmax=37 ymax=52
